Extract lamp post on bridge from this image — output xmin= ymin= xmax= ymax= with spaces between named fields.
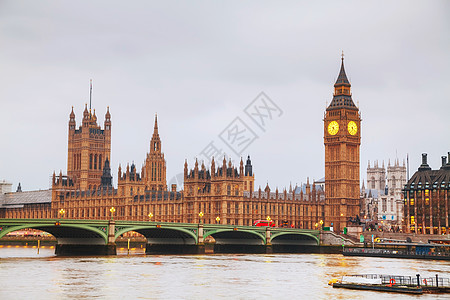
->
xmin=148 ymin=212 xmax=153 ymax=222
xmin=56 ymin=208 xmax=65 ymax=226
xmin=216 ymin=216 xmax=220 ymax=224
xmin=199 ymin=211 xmax=204 ymax=224
xmin=319 ymin=219 xmax=324 ymax=230
xmin=110 ymin=207 xmax=116 ymax=221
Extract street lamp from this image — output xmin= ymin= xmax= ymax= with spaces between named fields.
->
xmin=148 ymin=212 xmax=153 ymax=222
xmin=110 ymin=207 xmax=116 ymax=220
xmin=319 ymin=219 xmax=324 ymax=229
xmin=199 ymin=211 xmax=204 ymax=224
xmin=266 ymin=216 xmax=271 ymax=221
xmin=216 ymin=216 xmax=220 ymax=224
xmin=58 ymin=208 xmax=65 ymax=219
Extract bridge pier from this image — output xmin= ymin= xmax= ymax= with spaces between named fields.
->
xmin=265 ymin=227 xmax=273 ymax=253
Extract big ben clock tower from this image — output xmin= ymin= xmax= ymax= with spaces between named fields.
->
xmin=324 ymin=54 xmax=361 ymax=233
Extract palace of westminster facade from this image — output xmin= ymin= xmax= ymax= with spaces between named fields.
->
xmin=0 ymin=58 xmax=363 ymax=232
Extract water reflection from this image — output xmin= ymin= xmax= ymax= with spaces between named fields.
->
xmin=0 ymin=247 xmax=448 ymax=299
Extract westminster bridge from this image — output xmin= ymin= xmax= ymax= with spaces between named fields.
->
xmin=0 ymin=218 xmax=324 ymax=255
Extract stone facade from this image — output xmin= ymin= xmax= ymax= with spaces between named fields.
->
xmin=3 ymin=60 xmax=372 ymax=230
xmin=361 ymin=159 xmax=407 ymax=226
xmin=324 ymin=56 xmax=361 ymax=232
xmin=1 ymin=103 xmax=325 ymax=229
xmin=67 ymin=105 xmax=111 ymax=191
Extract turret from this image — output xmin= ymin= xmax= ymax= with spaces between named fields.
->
xmin=211 ymin=157 xmax=215 ymax=178
xmin=104 ymin=106 xmax=111 ymax=130
xmin=69 ymin=106 xmax=76 ymax=130
xmin=82 ymin=103 xmax=90 ymax=127
xmin=101 ymin=157 xmax=112 ymax=188
xmin=239 ymin=158 xmax=244 ymax=175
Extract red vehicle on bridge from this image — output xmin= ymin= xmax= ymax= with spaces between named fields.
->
xmin=253 ymin=220 xmax=275 ymax=227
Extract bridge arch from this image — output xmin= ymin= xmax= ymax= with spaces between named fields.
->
xmin=204 ymin=228 xmax=266 ymax=245
xmin=0 ymin=222 xmax=109 ymax=244
xmin=270 ymin=232 xmax=319 ymax=245
xmin=115 ymin=225 xmax=198 ymax=245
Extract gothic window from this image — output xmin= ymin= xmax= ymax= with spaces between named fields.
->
xmin=99 ymin=154 xmax=102 ymax=170
xmin=94 ymin=155 xmax=97 ymax=170
xmin=227 ymin=185 xmax=231 ymax=196
xmin=89 ymin=154 xmax=93 ymax=169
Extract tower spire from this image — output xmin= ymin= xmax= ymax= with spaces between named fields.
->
xmin=335 ymin=53 xmax=350 ymax=87
xmin=154 ymin=113 xmax=158 ymax=135
xmin=327 ymin=53 xmax=356 ymax=110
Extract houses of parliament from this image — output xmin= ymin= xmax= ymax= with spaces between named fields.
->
xmin=0 ymin=58 xmax=361 ymax=233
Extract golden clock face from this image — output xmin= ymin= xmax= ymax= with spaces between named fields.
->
xmin=348 ymin=121 xmax=358 ymax=135
xmin=327 ymin=121 xmax=339 ymax=135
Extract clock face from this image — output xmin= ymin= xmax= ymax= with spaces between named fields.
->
xmin=327 ymin=121 xmax=339 ymax=135
xmin=348 ymin=121 xmax=358 ymax=135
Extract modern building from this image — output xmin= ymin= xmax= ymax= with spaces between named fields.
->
xmin=324 ymin=55 xmax=361 ymax=232
xmin=404 ymin=153 xmax=450 ymax=234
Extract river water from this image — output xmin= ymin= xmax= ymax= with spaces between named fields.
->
xmin=0 ymin=246 xmax=448 ymax=299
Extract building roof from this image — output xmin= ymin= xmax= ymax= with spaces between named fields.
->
xmin=327 ymin=58 xmax=358 ymax=111
xmin=334 ymin=58 xmax=351 ymax=87
xmin=0 ymin=190 xmax=52 ymax=208
xmin=404 ymin=154 xmax=450 ymax=190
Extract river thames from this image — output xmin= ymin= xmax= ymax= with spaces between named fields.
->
xmin=0 ymin=246 xmax=449 ymax=299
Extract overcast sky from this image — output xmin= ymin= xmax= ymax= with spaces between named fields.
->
xmin=1 ymin=1 xmax=449 ymax=192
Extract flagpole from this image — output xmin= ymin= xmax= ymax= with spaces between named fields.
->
xmin=89 ymin=79 xmax=92 ymax=115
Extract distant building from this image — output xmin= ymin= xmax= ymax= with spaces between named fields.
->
xmin=361 ymin=158 xmax=407 ymax=226
xmin=0 ymin=180 xmax=12 ymax=194
xmin=404 ymin=153 xmax=450 ymax=235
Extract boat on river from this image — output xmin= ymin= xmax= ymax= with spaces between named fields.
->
xmin=343 ymin=242 xmax=450 ymax=260
xmin=329 ymin=274 xmax=450 ymax=294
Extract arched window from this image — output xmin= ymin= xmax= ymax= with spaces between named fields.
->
xmin=89 ymin=154 xmax=93 ymax=169
xmin=99 ymin=154 xmax=102 ymax=170
xmin=94 ymin=154 xmax=98 ymax=170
